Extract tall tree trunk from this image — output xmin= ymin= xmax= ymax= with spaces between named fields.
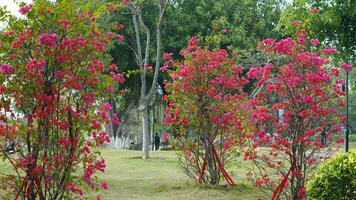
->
xmin=141 ymin=104 xmax=150 ymax=159
xmin=129 ymin=1 xmax=167 ymax=159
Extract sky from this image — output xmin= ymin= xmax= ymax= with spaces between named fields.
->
xmin=0 ymin=0 xmax=32 ymax=28
xmin=0 ymin=0 xmax=32 ymax=17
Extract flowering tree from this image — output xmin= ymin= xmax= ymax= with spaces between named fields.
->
xmin=0 ymin=1 xmax=124 ymax=199
xmin=245 ymin=27 xmax=350 ymax=199
xmin=165 ymin=37 xmax=251 ymax=185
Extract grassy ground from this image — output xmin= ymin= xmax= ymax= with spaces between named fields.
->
xmin=98 ymin=149 xmax=260 ymax=200
xmin=1 ymin=144 xmax=355 ymax=200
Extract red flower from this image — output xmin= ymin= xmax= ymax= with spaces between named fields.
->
xmin=336 ymin=138 xmax=344 ymax=143
xmin=116 ymin=23 xmax=124 ymax=30
xmin=310 ymin=39 xmax=320 ymax=46
xmin=101 ymin=181 xmax=109 ymax=190
xmin=116 ymin=34 xmax=124 ymax=41
xmin=220 ymin=29 xmax=228 ymax=33
xmin=290 ymin=20 xmax=303 ymax=26
xmin=321 ymin=48 xmax=337 ymax=55
xmin=0 ymin=64 xmax=13 ymax=75
xmin=38 ymin=33 xmax=60 ymax=47
xmin=19 ymin=4 xmax=32 ymax=15
xmin=109 ymin=63 xmax=118 ymax=71
xmin=163 ymin=52 xmax=173 ymax=60
xmin=341 ymin=63 xmax=352 ymax=72
xmin=106 ymin=85 xmax=114 ymax=93
xmin=275 ymin=38 xmax=295 ymax=55
xmin=112 ymin=113 xmax=120 ymax=125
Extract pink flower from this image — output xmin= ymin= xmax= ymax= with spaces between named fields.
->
xmin=275 ymin=38 xmax=295 ymax=55
xmin=109 ymin=64 xmax=118 ymax=71
xmin=163 ymin=53 xmax=173 ymax=60
xmin=107 ymin=32 xmax=114 ymax=38
xmin=162 ymin=133 xmax=169 ymax=143
xmin=341 ymin=63 xmax=352 ymax=72
xmin=144 ymin=64 xmax=153 ymax=72
xmin=187 ymin=36 xmax=198 ymax=51
xmin=331 ymin=68 xmax=340 ymax=76
xmin=91 ymin=119 xmax=101 ymax=130
xmin=305 ymin=129 xmax=316 ymax=136
xmin=117 ymin=73 xmax=125 ymax=83
xmin=106 ymin=85 xmax=114 ymax=93
xmin=116 ymin=34 xmax=124 ymax=41
xmin=38 ymin=33 xmax=60 ymax=47
xmin=302 ymin=95 xmax=313 ymax=104
xmin=57 ymin=137 xmax=70 ymax=148
xmin=109 ymin=72 xmax=125 ymax=83
xmin=112 ymin=113 xmax=120 ymax=125
xmin=0 ymin=64 xmax=13 ymax=75
xmin=321 ymin=48 xmax=337 ymax=55
xmin=220 ymin=29 xmax=228 ymax=33
xmin=298 ymin=110 xmax=307 ymax=118
xmin=55 ymin=70 xmax=65 ymax=79
xmin=258 ymin=38 xmax=275 ymax=53
xmin=336 ymin=138 xmax=344 ymax=143
xmin=101 ymin=181 xmax=109 ymax=190
xmin=290 ymin=20 xmax=303 ymax=26
xmin=96 ymin=159 xmax=106 ymax=172
xmin=19 ymin=4 xmax=32 ymax=15
xmin=26 ymin=59 xmax=46 ymax=71
xmin=247 ymin=67 xmax=263 ymax=79
xmin=310 ymin=39 xmax=319 ymax=46
xmin=258 ymin=130 xmax=265 ymax=138
xmin=122 ymin=0 xmax=131 ymax=5
xmin=56 ymin=19 xmax=71 ymax=25
xmin=103 ymin=102 xmax=112 ymax=111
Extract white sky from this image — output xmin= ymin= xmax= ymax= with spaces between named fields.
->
xmin=0 ymin=0 xmax=32 ymax=17
xmin=0 ymin=0 xmax=32 ymax=28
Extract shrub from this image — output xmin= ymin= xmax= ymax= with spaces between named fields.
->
xmin=165 ymin=37 xmax=251 ymax=185
xmin=0 ymin=1 xmax=123 ymax=199
xmin=307 ymin=151 xmax=356 ymax=200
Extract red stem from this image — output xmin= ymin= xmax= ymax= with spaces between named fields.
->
xmin=272 ymin=156 xmax=296 ymax=200
xmin=212 ymin=146 xmax=235 ymax=186
xmin=198 ymin=153 xmax=208 ymax=184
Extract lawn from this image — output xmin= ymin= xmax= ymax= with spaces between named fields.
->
xmin=1 ymin=145 xmax=355 ymax=200
xmin=97 ymin=149 xmax=260 ymax=200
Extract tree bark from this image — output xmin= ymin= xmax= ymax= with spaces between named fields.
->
xmin=129 ymin=1 xmax=167 ymax=159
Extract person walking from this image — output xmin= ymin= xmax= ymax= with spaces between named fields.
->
xmin=154 ymin=132 xmax=160 ymax=151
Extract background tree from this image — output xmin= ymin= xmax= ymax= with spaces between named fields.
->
xmin=121 ymin=0 xmax=168 ymax=159
xmin=277 ymin=0 xmax=356 ymax=129
xmin=106 ymin=0 xmax=287 ymax=153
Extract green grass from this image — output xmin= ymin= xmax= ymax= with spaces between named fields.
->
xmin=98 ymin=149 xmax=260 ymax=200
xmin=1 ymin=143 xmax=355 ymax=200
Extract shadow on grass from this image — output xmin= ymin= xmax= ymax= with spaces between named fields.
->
xmin=151 ymin=181 xmax=253 ymax=194
xmin=126 ymin=156 xmax=169 ymax=161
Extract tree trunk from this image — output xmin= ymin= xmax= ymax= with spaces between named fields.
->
xmin=141 ymin=103 xmax=150 ymax=159
xmin=129 ymin=1 xmax=167 ymax=159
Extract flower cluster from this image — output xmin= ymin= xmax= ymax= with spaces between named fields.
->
xmin=0 ymin=1 xmax=125 ymax=199
xmin=165 ymin=37 xmax=251 ymax=185
xmin=246 ymin=35 xmax=345 ymax=199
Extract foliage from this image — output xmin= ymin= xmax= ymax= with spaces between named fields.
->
xmin=245 ymin=30 xmax=347 ymax=199
xmin=0 ymin=0 xmax=124 ymax=199
xmin=165 ymin=37 xmax=251 ymax=185
xmin=307 ymin=151 xmax=356 ymax=200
